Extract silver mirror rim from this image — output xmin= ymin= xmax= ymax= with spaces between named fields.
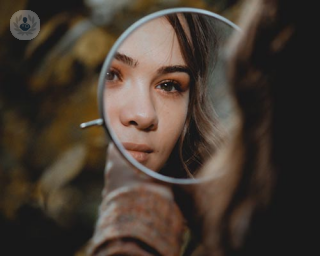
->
xmin=98 ymin=7 xmax=240 ymax=185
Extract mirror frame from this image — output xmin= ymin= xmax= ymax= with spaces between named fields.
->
xmin=98 ymin=7 xmax=241 ymax=185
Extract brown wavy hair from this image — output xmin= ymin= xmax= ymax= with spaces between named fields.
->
xmin=161 ymin=13 xmax=225 ymax=178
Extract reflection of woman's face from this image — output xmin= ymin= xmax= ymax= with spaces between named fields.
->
xmin=105 ymin=17 xmax=191 ymax=172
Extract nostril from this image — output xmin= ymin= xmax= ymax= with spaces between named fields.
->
xmin=146 ymin=124 xmax=155 ymax=131
xmin=128 ymin=120 xmax=156 ymax=131
xmin=129 ymin=120 xmax=138 ymax=126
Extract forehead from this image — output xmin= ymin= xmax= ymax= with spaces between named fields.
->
xmin=117 ymin=16 xmax=186 ymax=66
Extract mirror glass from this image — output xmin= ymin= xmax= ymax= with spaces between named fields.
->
xmin=99 ymin=8 xmax=240 ymax=183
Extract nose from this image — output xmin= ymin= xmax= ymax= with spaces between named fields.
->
xmin=120 ymin=88 xmax=158 ymax=131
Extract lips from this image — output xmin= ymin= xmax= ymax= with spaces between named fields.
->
xmin=122 ymin=142 xmax=153 ymax=163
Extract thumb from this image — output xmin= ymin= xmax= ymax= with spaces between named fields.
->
xmin=103 ymin=142 xmax=150 ymax=195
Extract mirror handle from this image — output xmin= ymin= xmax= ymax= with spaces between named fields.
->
xmin=80 ymin=118 xmax=104 ymax=129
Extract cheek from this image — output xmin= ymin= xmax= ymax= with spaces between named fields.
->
xmin=104 ymin=91 xmax=121 ymax=128
xmin=174 ymin=93 xmax=189 ymax=128
xmin=158 ymin=94 xmax=189 ymax=147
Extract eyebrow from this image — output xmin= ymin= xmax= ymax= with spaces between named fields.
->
xmin=115 ymin=52 xmax=139 ymax=67
xmin=157 ymin=65 xmax=191 ymax=76
xmin=114 ymin=52 xmax=191 ymax=76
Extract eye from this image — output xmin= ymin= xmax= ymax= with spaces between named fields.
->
xmin=105 ymin=69 xmax=121 ymax=81
xmin=156 ymin=80 xmax=181 ymax=92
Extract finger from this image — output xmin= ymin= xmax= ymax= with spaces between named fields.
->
xmin=104 ymin=142 xmax=150 ymax=194
xmin=105 ymin=142 xmax=132 ymax=174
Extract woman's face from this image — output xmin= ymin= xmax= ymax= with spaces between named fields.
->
xmin=105 ymin=17 xmax=191 ymax=172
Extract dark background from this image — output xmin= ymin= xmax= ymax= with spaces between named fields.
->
xmin=0 ymin=0 xmax=244 ymax=255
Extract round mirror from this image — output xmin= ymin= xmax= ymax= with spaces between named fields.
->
xmin=97 ymin=8 xmax=240 ymax=184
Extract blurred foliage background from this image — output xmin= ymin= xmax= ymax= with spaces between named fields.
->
xmin=0 ymin=0 xmax=244 ymax=255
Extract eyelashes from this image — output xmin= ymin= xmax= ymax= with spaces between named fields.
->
xmin=105 ymin=66 xmax=186 ymax=96
xmin=155 ymin=80 xmax=182 ymax=94
xmin=105 ymin=67 xmax=122 ymax=82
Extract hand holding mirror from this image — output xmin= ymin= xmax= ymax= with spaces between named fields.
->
xmin=81 ymin=8 xmax=240 ymax=184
